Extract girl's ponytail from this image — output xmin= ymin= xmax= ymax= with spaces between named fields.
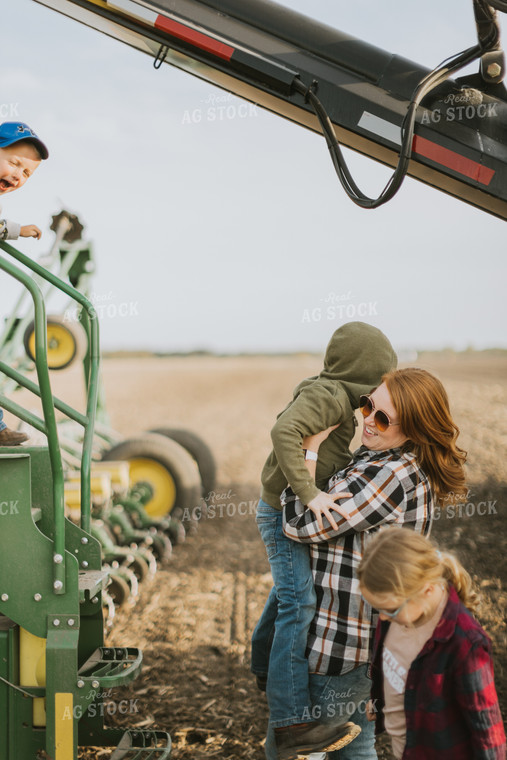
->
xmin=439 ymin=550 xmax=480 ymax=615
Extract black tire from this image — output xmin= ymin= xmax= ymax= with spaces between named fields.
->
xmin=123 ymin=552 xmax=150 ymax=583
xmin=164 ymin=517 xmax=186 ymax=546
xmin=135 ymin=546 xmax=158 ymax=577
xmin=150 ymin=530 xmax=173 ymax=563
xmin=107 ymin=573 xmax=131 ymax=607
xmin=23 ymin=313 xmax=88 ymax=370
xmin=150 ymin=427 xmax=217 ymax=497
xmin=102 ymin=433 xmax=201 ymax=519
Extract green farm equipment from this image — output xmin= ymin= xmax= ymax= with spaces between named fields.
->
xmin=0 ymin=238 xmax=172 ymax=758
xmin=0 ymin=210 xmax=215 ymax=524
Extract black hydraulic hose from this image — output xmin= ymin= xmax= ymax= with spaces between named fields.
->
xmin=488 ymin=0 xmax=507 ymax=12
xmin=294 ymin=1 xmax=500 ymax=209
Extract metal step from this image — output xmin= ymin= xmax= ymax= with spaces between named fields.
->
xmin=110 ymin=729 xmax=172 ymax=759
xmin=78 ymin=647 xmax=142 ymax=688
xmin=78 ymin=568 xmax=109 ymax=601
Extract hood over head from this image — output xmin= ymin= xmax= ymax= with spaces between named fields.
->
xmin=320 ymin=321 xmax=397 ymax=407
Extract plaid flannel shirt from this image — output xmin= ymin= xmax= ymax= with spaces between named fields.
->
xmin=371 ymin=586 xmax=507 ymax=759
xmin=282 ymin=446 xmax=433 ymax=676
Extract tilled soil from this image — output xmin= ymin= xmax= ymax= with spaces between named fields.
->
xmin=43 ymin=351 xmax=506 ymax=760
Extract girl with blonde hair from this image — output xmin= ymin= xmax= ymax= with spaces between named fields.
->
xmin=358 ymin=528 xmax=506 ymax=759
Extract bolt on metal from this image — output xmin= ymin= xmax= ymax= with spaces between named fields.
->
xmin=487 ymin=62 xmax=502 ymax=78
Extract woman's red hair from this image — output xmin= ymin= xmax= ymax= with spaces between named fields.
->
xmin=383 ymin=368 xmax=467 ymax=503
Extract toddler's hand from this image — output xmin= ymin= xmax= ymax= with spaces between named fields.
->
xmin=307 ymin=490 xmax=353 ymax=530
xmin=20 ymin=225 xmax=42 ymax=240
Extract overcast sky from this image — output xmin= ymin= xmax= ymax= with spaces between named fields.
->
xmin=2 ymin=0 xmax=506 ymax=354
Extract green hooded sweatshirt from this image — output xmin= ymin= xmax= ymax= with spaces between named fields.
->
xmin=260 ymin=321 xmax=397 ymax=509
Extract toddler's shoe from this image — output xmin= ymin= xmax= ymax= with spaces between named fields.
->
xmin=0 ymin=428 xmax=29 ymax=446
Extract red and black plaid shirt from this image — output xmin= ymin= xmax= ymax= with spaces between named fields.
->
xmin=371 ymin=585 xmax=506 ymax=759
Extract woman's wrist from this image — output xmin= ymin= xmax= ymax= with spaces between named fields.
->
xmin=303 ymin=449 xmax=318 ymax=462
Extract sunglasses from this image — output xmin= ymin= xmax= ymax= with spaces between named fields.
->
xmin=359 ymin=394 xmax=400 ymax=433
xmin=376 ymin=596 xmax=412 ymax=619
xmin=360 ymin=590 xmax=413 ymax=619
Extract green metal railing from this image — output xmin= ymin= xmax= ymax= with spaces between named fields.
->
xmin=0 ymin=214 xmax=84 ymax=381
xmin=0 ymin=240 xmax=100 ymax=591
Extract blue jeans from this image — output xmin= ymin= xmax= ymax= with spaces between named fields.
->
xmin=264 ymin=665 xmax=377 ymax=760
xmin=0 ymin=409 xmax=5 ymax=431
xmin=251 ymin=499 xmax=316 ymax=728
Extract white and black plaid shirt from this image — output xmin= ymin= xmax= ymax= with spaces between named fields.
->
xmin=282 ymin=446 xmax=434 ymax=676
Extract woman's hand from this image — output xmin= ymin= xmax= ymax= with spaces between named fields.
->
xmin=307 ymin=489 xmax=352 ymax=530
xmin=303 ymin=423 xmax=340 ymax=455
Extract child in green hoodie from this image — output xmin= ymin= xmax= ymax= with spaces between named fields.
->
xmin=251 ymin=321 xmax=397 ymax=760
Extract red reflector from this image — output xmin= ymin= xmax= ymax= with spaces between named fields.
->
xmin=155 ymin=16 xmax=234 ymax=61
xmin=413 ymin=135 xmax=495 ymax=186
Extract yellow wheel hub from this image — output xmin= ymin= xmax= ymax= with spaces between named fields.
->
xmin=27 ymin=322 xmax=76 ymax=369
xmin=128 ymin=457 xmax=177 ymax=517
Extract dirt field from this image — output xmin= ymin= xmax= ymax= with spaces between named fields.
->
xmin=42 ymin=351 xmax=507 ymax=759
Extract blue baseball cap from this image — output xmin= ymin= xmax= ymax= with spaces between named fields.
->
xmin=0 ymin=122 xmax=49 ymax=160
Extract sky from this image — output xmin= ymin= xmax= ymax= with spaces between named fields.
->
xmin=2 ymin=0 xmax=506 ymax=354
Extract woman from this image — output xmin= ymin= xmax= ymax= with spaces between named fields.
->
xmin=358 ymin=528 xmax=506 ymax=760
xmin=263 ymin=367 xmax=467 ymax=760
